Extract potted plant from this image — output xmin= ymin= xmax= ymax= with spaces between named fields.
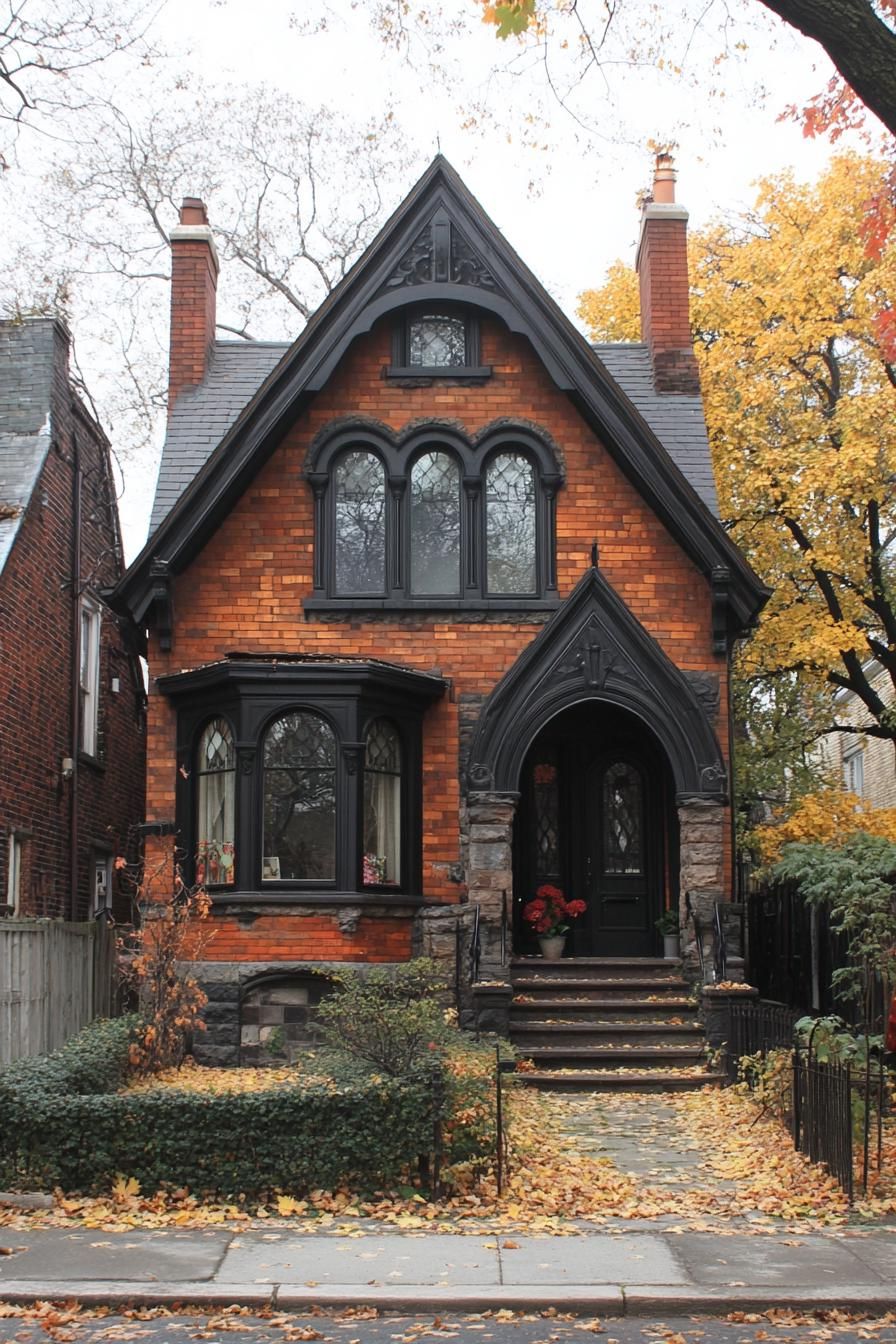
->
xmin=655 ymin=907 xmax=680 ymax=959
xmin=522 ymin=884 xmax=586 ymax=960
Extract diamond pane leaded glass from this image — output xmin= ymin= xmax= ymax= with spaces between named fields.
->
xmin=532 ymin=759 xmax=560 ymax=880
xmin=364 ymin=718 xmax=401 ymax=885
xmin=196 ymin=718 xmax=235 ymax=886
xmin=408 ymin=314 xmax=466 ymax=367
xmin=486 ymin=452 xmax=536 ymax=594
xmin=263 ymin=712 xmax=336 ymax=881
xmin=334 ymin=451 xmax=386 ymax=595
xmin=602 ymin=761 xmax=643 ymax=875
xmin=410 ymin=451 xmax=461 ymax=595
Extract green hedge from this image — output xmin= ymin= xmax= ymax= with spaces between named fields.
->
xmin=0 ymin=1019 xmax=440 ymax=1199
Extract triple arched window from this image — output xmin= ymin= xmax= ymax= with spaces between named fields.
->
xmin=307 ymin=424 xmax=562 ymax=609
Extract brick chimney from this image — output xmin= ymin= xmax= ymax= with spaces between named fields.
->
xmin=635 ymin=153 xmax=700 ymax=395
xmin=167 ymin=198 xmax=218 ymax=414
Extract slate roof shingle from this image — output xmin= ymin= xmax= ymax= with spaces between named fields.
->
xmin=0 ymin=320 xmax=59 ymax=574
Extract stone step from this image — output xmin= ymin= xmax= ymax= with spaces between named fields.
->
xmin=510 ymin=1021 xmax=705 ymax=1047
xmin=511 ymin=976 xmax=688 ymax=996
xmin=510 ymin=957 xmax=682 ymax=981
xmin=514 ymin=1044 xmax=709 ymax=1069
xmin=515 ymin=1069 xmax=726 ymax=1092
xmin=510 ymin=996 xmax=697 ymax=1019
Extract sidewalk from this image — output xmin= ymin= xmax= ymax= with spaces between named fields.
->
xmin=0 ymin=1224 xmax=894 ymax=1315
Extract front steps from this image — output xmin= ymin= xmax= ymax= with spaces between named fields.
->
xmin=509 ymin=957 xmax=724 ymax=1092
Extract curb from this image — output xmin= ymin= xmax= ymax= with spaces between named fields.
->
xmin=0 ymin=1284 xmax=893 ymax=1316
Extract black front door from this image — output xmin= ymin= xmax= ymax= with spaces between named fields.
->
xmin=584 ymin=754 xmax=655 ymax=957
xmin=513 ymin=706 xmax=668 ymax=958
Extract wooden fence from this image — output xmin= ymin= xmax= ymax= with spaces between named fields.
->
xmin=0 ymin=919 xmax=117 ymax=1064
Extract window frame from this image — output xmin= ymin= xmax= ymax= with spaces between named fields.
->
xmin=194 ymin=716 xmax=237 ymax=889
xmin=306 ymin=422 xmax=562 ymax=612
xmin=79 ymin=596 xmax=102 ymax=759
xmin=163 ymin=661 xmax=443 ymax=904
xmin=387 ymin=305 xmax=490 ymax=380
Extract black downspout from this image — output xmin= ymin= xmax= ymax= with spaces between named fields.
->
xmin=70 ymin=431 xmax=82 ymax=921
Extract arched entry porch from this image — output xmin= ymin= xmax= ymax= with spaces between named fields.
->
xmin=514 ymin=701 xmax=676 ymax=958
xmin=463 ymin=568 xmax=729 ymax=983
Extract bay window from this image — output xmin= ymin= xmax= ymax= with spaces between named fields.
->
xmin=161 ymin=658 xmax=445 ymax=902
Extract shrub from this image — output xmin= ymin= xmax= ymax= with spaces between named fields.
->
xmin=0 ymin=1066 xmax=437 ymax=1198
xmin=315 ymin=959 xmax=450 ymax=1077
xmin=0 ymin=1015 xmax=137 ymax=1104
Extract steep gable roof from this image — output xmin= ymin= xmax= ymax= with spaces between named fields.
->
xmin=118 ymin=156 xmax=768 ymax=631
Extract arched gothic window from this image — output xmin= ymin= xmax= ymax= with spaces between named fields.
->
xmin=485 ymin=452 xmax=537 ymax=594
xmin=334 ymin=451 xmax=386 ymax=595
xmin=363 ymin=719 xmax=402 ymax=886
xmin=410 ymin=451 xmax=461 ymax=596
xmin=196 ymin=718 xmax=236 ymax=886
xmin=263 ymin=712 xmax=337 ymax=881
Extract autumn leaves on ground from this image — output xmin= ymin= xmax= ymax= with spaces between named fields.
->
xmin=2 ymin=1074 xmax=894 ymax=1236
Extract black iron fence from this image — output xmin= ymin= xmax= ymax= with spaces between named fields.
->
xmin=723 ymin=999 xmax=802 ymax=1083
xmin=792 ymin=1049 xmax=854 ymax=1200
xmin=723 ymin=998 xmax=890 ymax=1201
xmin=744 ymin=877 xmax=889 ymax=1030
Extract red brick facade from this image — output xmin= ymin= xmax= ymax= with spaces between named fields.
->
xmin=144 ymin=314 xmax=730 ymax=962
xmin=0 ymin=320 xmax=146 ymax=921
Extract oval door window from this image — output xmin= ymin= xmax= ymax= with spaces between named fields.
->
xmin=602 ymin=761 xmax=643 ymax=875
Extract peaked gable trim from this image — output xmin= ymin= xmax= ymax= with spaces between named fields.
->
xmin=115 ymin=157 xmax=768 ymax=633
xmin=466 ymin=567 xmax=727 ymax=801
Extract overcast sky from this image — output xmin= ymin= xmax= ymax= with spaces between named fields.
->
xmin=9 ymin=0 xmax=875 ymax=556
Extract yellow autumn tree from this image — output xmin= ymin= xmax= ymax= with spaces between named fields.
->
xmin=579 ymin=155 xmax=896 ymax=810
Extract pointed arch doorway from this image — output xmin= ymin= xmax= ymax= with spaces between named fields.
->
xmin=513 ymin=702 xmax=677 ymax=957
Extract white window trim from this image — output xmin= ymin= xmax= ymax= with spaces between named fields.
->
xmin=79 ymin=597 xmax=102 ymax=758
xmin=6 ymin=833 xmax=22 ymax=914
xmin=843 ymin=746 xmax=865 ymax=798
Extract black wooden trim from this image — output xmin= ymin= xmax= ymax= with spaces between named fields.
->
xmin=115 ymin=157 xmax=769 ymax=635
xmin=466 ymin=568 xmax=728 ymax=801
xmin=162 ymin=657 xmax=444 ymax=900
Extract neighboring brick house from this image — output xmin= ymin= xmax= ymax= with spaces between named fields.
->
xmin=815 ymin=664 xmax=896 ymax=809
xmin=114 ymin=155 xmax=768 ymax=1061
xmin=0 ymin=318 xmax=146 ymax=922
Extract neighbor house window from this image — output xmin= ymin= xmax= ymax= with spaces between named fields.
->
xmin=363 ymin=718 xmax=402 ymax=886
xmin=844 ymin=747 xmax=864 ymax=798
xmin=196 ymin=718 xmax=236 ymax=886
xmin=263 ymin=711 xmax=337 ymax=881
xmin=93 ymin=852 xmax=113 ymax=915
xmin=79 ymin=598 xmax=101 ymax=757
xmin=6 ymin=833 xmax=22 ymax=914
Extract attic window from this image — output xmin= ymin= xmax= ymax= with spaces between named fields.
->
xmin=388 ymin=307 xmax=490 ymax=379
xmin=409 ymin=314 xmax=465 ymax=367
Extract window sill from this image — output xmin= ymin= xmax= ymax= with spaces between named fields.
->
xmin=209 ymin=889 xmax=425 ymax=909
xmin=303 ymin=595 xmax=561 ymax=614
xmin=385 ymin=365 xmax=492 ymax=382
xmin=78 ymin=751 xmax=106 ymax=774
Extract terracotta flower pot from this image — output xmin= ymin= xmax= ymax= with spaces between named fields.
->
xmin=539 ymin=934 xmax=566 ymax=960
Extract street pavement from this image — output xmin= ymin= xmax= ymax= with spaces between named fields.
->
xmin=0 ymin=1225 xmax=893 ymax=1315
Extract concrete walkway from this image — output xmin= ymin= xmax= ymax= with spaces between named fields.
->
xmin=0 ymin=1224 xmax=893 ymax=1314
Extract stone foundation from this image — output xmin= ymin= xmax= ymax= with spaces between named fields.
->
xmin=464 ymin=790 xmax=518 ymax=984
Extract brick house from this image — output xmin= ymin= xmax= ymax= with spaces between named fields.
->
xmin=0 ymin=318 xmax=146 ymax=921
xmin=114 ymin=156 xmax=768 ymax=1064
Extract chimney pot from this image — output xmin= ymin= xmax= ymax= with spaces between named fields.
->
xmin=179 ymin=197 xmax=209 ymax=227
xmin=653 ymin=152 xmax=676 ymax=204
